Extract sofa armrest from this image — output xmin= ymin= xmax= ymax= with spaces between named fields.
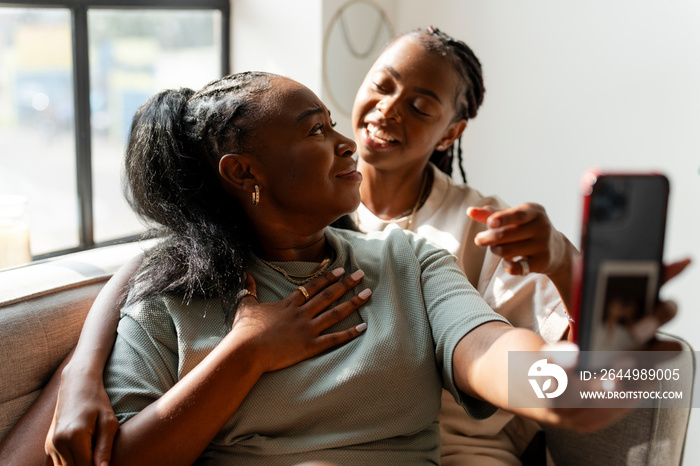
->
xmin=0 ymin=240 xmax=152 ymax=443
xmin=544 ymin=333 xmax=696 ymax=465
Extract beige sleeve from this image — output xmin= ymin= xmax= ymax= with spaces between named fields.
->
xmin=456 ymin=195 xmax=569 ymax=343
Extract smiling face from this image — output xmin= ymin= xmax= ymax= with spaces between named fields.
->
xmin=250 ymin=77 xmax=361 ymax=231
xmin=351 ymin=36 xmax=467 ymax=173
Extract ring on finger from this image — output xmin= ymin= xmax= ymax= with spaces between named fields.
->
xmin=515 ymin=256 xmax=530 ymax=275
xmin=237 ymin=289 xmax=258 ymax=301
xmin=296 ymin=285 xmax=310 ymax=303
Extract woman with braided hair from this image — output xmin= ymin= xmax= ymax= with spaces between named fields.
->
xmin=351 ymin=26 xmax=576 ymax=464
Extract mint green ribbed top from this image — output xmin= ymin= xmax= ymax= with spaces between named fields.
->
xmin=104 ymin=226 xmax=508 ymax=465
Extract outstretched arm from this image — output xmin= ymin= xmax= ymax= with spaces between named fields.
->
xmin=454 ymin=293 xmax=682 ymax=432
xmin=454 ymin=322 xmax=633 ymax=432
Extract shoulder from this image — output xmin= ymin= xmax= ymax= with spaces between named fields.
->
xmin=121 ymin=295 xmax=172 ymax=328
xmin=440 ymin=170 xmax=508 ymax=209
xmin=118 ymin=296 xmax=182 ymax=350
xmin=328 ymin=224 xmax=454 ymax=269
xmin=121 ymin=294 xmax=225 ymax=339
xmin=425 ymin=164 xmax=509 ymax=219
xmin=118 ymin=294 xmax=229 ymax=375
xmin=329 ymin=223 xmax=435 ymax=248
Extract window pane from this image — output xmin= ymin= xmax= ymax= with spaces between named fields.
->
xmin=0 ymin=8 xmax=77 ymax=260
xmin=89 ymin=9 xmax=223 ymax=243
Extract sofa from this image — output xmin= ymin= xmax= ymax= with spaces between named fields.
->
xmin=0 ymin=240 xmax=695 ymax=464
xmin=0 ymin=240 xmax=150 ymax=444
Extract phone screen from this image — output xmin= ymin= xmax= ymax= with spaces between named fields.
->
xmin=574 ymin=173 xmax=668 ymax=354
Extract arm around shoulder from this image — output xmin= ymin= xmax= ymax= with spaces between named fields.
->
xmin=45 ymin=252 xmax=144 ymax=466
xmin=0 ymin=252 xmax=143 ymax=466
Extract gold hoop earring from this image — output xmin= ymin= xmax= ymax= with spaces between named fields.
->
xmin=252 ymin=185 xmax=260 ymax=206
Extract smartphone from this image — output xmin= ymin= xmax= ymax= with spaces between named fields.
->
xmin=571 ymin=170 xmax=669 ymax=356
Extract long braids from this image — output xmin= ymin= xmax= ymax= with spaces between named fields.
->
xmin=124 ymin=72 xmax=274 ymax=305
xmin=404 ymin=26 xmax=486 ymax=183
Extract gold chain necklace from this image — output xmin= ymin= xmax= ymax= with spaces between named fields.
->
xmin=356 ymin=169 xmax=430 ymax=231
xmin=406 ymin=170 xmax=429 ymax=230
xmin=260 ymin=247 xmax=336 ymax=286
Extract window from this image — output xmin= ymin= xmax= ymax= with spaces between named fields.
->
xmin=0 ymin=0 xmax=229 ymax=268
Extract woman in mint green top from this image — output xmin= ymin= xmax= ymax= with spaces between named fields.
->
xmin=55 ymin=71 xmax=671 ymax=466
xmin=106 ymin=226 xmax=506 ymax=465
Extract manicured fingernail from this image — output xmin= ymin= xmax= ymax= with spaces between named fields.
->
xmin=331 ymin=267 xmax=345 ymax=277
xmin=350 ymin=269 xmax=365 ymax=280
xmin=355 ymin=322 xmax=368 ymax=332
xmin=358 ymin=288 xmax=372 ymax=299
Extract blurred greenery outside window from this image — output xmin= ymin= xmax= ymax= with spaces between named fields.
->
xmin=0 ymin=1 xmax=229 ymax=269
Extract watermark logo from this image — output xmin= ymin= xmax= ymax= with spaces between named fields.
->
xmin=509 ymin=351 xmax=694 ymax=409
xmin=528 ymin=359 xmax=568 ymax=399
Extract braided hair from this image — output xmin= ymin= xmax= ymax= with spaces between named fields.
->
xmin=124 ymin=71 xmax=275 ymax=305
xmin=395 ymin=26 xmax=486 ymax=183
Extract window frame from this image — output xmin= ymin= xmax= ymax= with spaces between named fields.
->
xmin=1 ymin=0 xmax=231 ymax=260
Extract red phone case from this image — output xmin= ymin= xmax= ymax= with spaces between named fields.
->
xmin=571 ymin=169 xmax=668 ymax=351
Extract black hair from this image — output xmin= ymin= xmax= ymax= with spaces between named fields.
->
xmin=124 ymin=71 xmax=274 ymax=305
xmin=393 ymin=26 xmax=486 ymax=183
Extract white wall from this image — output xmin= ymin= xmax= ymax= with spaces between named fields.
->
xmin=395 ymin=0 xmax=700 ymax=459
xmin=232 ymin=0 xmax=398 ymax=134
xmin=231 ymin=0 xmax=323 ymax=91
xmin=320 ymin=0 xmax=397 ymax=134
xmin=233 ymin=0 xmax=699 ymax=458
